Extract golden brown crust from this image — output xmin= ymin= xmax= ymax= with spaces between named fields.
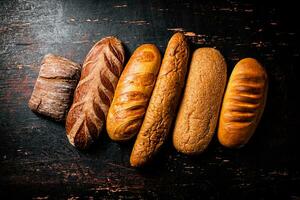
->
xmin=28 ymin=54 xmax=81 ymax=121
xmin=172 ymin=48 xmax=227 ymax=155
xmin=65 ymin=36 xmax=125 ymax=149
xmin=106 ymin=44 xmax=161 ymax=141
xmin=217 ymin=58 xmax=268 ymax=148
xmin=130 ymin=33 xmax=189 ymax=167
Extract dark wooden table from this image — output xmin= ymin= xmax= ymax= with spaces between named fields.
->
xmin=1 ymin=0 xmax=299 ymax=199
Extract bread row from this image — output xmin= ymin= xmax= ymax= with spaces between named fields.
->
xmin=28 ymin=33 xmax=268 ymax=167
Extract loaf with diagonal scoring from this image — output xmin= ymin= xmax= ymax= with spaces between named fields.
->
xmin=218 ymin=58 xmax=268 ymax=148
xmin=130 ymin=33 xmax=189 ymax=167
xmin=106 ymin=44 xmax=161 ymax=141
xmin=66 ymin=36 xmax=125 ymax=149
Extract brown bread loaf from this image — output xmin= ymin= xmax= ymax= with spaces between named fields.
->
xmin=130 ymin=33 xmax=189 ymax=167
xmin=172 ymin=48 xmax=227 ymax=155
xmin=66 ymin=36 xmax=125 ymax=149
xmin=218 ymin=58 xmax=268 ymax=148
xmin=106 ymin=44 xmax=161 ymax=141
xmin=28 ymin=54 xmax=81 ymax=121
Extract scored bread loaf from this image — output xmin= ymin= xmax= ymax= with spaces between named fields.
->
xmin=172 ymin=48 xmax=227 ymax=155
xmin=106 ymin=44 xmax=161 ymax=141
xmin=66 ymin=36 xmax=125 ymax=149
xmin=218 ymin=58 xmax=268 ymax=148
xmin=130 ymin=33 xmax=189 ymax=167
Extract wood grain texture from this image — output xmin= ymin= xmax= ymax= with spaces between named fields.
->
xmin=0 ymin=0 xmax=299 ymax=199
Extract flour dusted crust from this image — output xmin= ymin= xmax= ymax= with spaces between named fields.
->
xmin=28 ymin=54 xmax=81 ymax=121
xmin=66 ymin=37 xmax=125 ymax=149
xmin=172 ymin=48 xmax=227 ymax=155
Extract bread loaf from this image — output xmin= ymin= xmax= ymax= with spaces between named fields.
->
xmin=218 ymin=58 xmax=268 ymax=148
xmin=106 ymin=44 xmax=161 ymax=141
xmin=28 ymin=54 xmax=81 ymax=121
xmin=173 ymin=48 xmax=227 ymax=155
xmin=66 ymin=37 xmax=125 ymax=149
xmin=130 ymin=33 xmax=189 ymax=167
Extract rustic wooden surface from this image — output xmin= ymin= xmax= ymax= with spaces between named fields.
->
xmin=0 ymin=0 xmax=299 ymax=199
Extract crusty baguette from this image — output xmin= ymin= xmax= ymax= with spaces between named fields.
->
xmin=218 ymin=58 xmax=268 ymax=148
xmin=106 ymin=44 xmax=161 ymax=141
xmin=130 ymin=33 xmax=189 ymax=167
xmin=173 ymin=48 xmax=227 ymax=155
xmin=66 ymin=37 xmax=125 ymax=149
xmin=28 ymin=54 xmax=81 ymax=121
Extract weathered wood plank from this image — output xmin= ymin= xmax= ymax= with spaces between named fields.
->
xmin=0 ymin=0 xmax=299 ymax=199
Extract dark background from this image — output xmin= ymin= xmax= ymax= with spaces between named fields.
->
xmin=0 ymin=0 xmax=299 ymax=199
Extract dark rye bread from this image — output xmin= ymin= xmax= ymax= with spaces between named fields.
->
xmin=106 ymin=44 xmax=161 ymax=141
xmin=218 ymin=58 xmax=268 ymax=148
xmin=28 ymin=54 xmax=81 ymax=121
xmin=66 ymin=37 xmax=125 ymax=149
